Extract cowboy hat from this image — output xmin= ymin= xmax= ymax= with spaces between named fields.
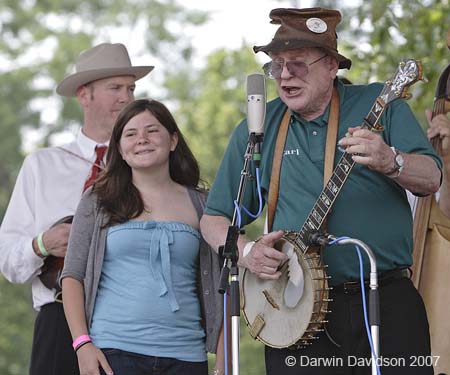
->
xmin=56 ymin=43 xmax=154 ymax=97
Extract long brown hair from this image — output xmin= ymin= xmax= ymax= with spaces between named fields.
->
xmin=93 ymin=98 xmax=201 ymax=225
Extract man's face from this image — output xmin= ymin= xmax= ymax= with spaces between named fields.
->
xmin=270 ymin=48 xmax=338 ymax=119
xmin=81 ymin=75 xmax=136 ymax=131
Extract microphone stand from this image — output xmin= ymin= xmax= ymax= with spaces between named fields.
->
xmin=218 ymin=132 xmax=262 ymax=375
xmin=310 ymin=233 xmax=380 ymax=375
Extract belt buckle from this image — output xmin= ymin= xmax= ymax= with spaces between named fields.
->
xmin=343 ymin=280 xmax=360 ymax=294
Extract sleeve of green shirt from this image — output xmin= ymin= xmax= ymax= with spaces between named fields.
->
xmin=204 ymin=119 xmax=261 ymax=226
xmin=382 ymin=95 xmax=443 ymax=182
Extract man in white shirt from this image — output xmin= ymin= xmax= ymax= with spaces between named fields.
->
xmin=0 ymin=43 xmax=153 ymax=375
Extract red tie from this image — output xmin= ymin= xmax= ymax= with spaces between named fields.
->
xmin=83 ymin=145 xmax=107 ymax=192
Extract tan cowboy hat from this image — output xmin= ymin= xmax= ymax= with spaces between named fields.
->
xmin=254 ymin=8 xmax=352 ymax=70
xmin=56 ymin=43 xmax=154 ymax=97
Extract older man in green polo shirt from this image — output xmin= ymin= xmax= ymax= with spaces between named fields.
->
xmin=200 ymin=7 xmax=441 ymax=375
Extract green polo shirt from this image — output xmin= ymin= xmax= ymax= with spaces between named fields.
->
xmin=205 ymin=81 xmax=442 ymax=285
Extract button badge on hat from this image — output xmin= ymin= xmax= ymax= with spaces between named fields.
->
xmin=306 ymin=18 xmax=328 ymax=33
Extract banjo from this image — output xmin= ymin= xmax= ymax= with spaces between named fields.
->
xmin=241 ymin=59 xmax=423 ymax=349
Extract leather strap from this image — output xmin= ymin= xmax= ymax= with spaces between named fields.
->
xmin=267 ymin=110 xmax=291 ymax=232
xmin=267 ymin=87 xmax=340 ymax=232
xmin=324 ymin=87 xmax=340 ymax=184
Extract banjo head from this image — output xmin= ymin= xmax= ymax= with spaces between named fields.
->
xmin=242 ymin=235 xmax=330 ymax=348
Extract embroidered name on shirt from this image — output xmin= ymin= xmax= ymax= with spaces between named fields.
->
xmin=284 ymin=148 xmax=301 ymax=156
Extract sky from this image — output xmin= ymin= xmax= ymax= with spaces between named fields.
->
xmin=187 ymin=0 xmax=305 ymax=59
xmin=121 ymin=0 xmax=316 ymax=81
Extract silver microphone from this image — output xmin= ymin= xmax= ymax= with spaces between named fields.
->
xmin=247 ymin=73 xmax=266 ymax=135
xmin=246 ymin=74 xmax=266 ymax=167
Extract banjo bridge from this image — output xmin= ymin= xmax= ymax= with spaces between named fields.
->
xmin=262 ymin=289 xmax=280 ymax=310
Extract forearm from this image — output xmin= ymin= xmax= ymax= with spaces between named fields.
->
xmin=390 ymin=153 xmax=441 ymax=195
xmin=62 ymin=277 xmax=89 ymax=339
xmin=63 ymin=276 xmax=114 ymax=375
xmin=213 ymin=326 xmax=226 ymax=374
xmin=200 ymin=214 xmax=252 ymax=267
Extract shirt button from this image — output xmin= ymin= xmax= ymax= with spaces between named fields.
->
xmin=203 ymin=270 xmax=209 ymax=275
xmin=204 ymin=290 xmax=210 ymax=295
xmin=312 ymin=130 xmax=318 ymax=136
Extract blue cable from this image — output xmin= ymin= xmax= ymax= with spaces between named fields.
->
xmin=233 ymin=167 xmax=263 ymax=227
xmin=233 ymin=200 xmax=242 ymax=229
xmin=329 ymin=237 xmax=381 ymax=375
xmin=239 ymin=167 xmax=263 ymax=219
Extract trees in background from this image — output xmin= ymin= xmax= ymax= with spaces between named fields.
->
xmin=0 ymin=0 xmax=208 ymax=217
xmin=0 ymin=0 xmax=449 ymax=373
xmin=341 ymin=0 xmax=450 ymax=122
xmin=0 ymin=1 xmax=207 ymax=373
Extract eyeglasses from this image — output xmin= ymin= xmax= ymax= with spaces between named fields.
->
xmin=262 ymin=54 xmax=328 ymax=80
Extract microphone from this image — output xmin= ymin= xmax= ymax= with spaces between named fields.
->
xmin=246 ymin=73 xmax=266 ymax=167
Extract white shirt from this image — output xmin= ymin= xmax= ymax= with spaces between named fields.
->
xmin=407 ymin=190 xmax=440 ymax=218
xmin=0 ymin=130 xmax=107 ymax=310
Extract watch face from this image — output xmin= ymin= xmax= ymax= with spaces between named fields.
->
xmin=395 ymin=153 xmax=404 ymax=168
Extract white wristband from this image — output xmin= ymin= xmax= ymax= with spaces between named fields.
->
xmin=243 ymin=241 xmax=255 ymax=257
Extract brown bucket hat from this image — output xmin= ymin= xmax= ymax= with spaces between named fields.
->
xmin=254 ymin=8 xmax=352 ymax=70
xmin=56 ymin=43 xmax=154 ymax=97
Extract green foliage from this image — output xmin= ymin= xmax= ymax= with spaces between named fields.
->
xmin=0 ymin=1 xmax=209 ymax=373
xmin=0 ymin=69 xmax=38 ymax=219
xmin=0 ymin=277 xmax=35 ymax=375
xmin=238 ymin=318 xmax=266 ymax=375
xmin=168 ymin=46 xmax=278 ymax=185
xmin=337 ymin=0 xmax=450 ymax=126
xmin=1 ymin=0 xmax=450 ymax=373
xmin=168 ymin=46 xmax=261 ymax=184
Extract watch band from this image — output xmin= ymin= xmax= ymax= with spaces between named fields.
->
xmin=386 ymin=146 xmax=404 ymax=178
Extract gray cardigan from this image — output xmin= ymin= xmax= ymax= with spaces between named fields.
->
xmin=61 ymin=188 xmax=223 ymax=353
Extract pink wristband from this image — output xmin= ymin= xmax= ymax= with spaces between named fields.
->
xmin=72 ymin=334 xmax=91 ymax=350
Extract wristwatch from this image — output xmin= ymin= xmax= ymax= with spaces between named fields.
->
xmin=386 ymin=147 xmax=405 ymax=178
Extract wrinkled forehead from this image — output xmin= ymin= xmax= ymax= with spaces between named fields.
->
xmin=269 ymin=47 xmax=324 ymax=61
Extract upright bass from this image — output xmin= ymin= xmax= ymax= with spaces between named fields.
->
xmin=412 ymin=31 xmax=450 ymax=375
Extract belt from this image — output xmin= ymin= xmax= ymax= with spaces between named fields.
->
xmin=333 ymin=268 xmax=410 ymax=295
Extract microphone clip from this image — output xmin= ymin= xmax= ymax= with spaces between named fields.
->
xmin=248 ymin=132 xmax=264 ymax=168
xmin=249 ymin=132 xmax=264 ymax=144
xmin=307 ymin=231 xmax=335 ymax=247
